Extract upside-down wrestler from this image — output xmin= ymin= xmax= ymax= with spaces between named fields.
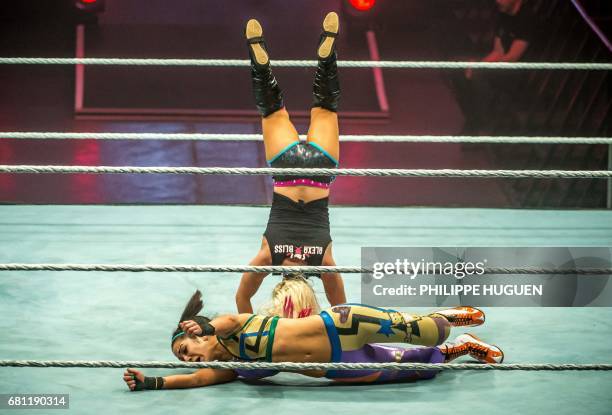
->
xmin=236 ymin=12 xmax=347 ymax=313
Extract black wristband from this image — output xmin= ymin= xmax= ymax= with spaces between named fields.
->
xmin=193 ymin=316 xmax=216 ymax=336
xmin=200 ymin=322 xmax=216 ymax=336
xmin=134 ymin=376 xmax=164 ymax=391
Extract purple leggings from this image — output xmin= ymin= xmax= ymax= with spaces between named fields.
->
xmin=235 ymin=344 xmax=444 ymax=384
xmin=325 ymin=343 xmax=444 ymax=382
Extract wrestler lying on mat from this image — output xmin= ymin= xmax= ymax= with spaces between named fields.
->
xmin=122 ymin=279 xmax=504 ymax=390
xmin=235 ymin=12 xmax=347 ymax=313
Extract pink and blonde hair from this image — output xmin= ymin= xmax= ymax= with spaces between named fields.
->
xmin=260 ymin=272 xmax=321 ymax=318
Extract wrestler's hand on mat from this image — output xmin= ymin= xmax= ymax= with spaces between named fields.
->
xmin=180 ymin=320 xmax=203 ymax=336
xmin=124 ymin=368 xmax=165 ymax=391
xmin=123 ymin=368 xmax=145 ymax=391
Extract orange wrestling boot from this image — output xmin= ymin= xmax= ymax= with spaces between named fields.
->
xmin=435 ymin=306 xmax=485 ymax=327
xmin=440 ymin=333 xmax=504 ymax=364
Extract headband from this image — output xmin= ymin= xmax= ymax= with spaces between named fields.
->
xmin=171 ymin=331 xmax=185 ymax=344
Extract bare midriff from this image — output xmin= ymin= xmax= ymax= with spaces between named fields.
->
xmin=273 ymin=185 xmax=330 ymax=203
xmin=271 ymin=315 xmax=332 ymax=363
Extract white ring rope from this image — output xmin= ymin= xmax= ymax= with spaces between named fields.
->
xmin=2 ymin=132 xmax=611 ymax=144
xmin=0 ymin=165 xmax=610 ymax=179
xmin=0 ymin=360 xmax=610 ymax=371
xmin=0 ymin=264 xmax=610 ymax=275
xmin=0 ymin=57 xmax=611 ymax=70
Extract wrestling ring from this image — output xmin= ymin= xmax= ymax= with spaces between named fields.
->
xmin=1 ymin=55 xmax=611 ymax=414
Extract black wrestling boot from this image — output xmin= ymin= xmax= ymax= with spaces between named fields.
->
xmin=312 ymin=12 xmax=340 ymax=112
xmin=245 ymin=19 xmax=284 ymax=117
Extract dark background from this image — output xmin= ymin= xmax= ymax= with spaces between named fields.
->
xmin=0 ymin=0 xmax=610 ymax=207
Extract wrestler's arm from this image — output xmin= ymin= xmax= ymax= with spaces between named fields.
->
xmin=236 ymin=238 xmax=272 ymax=313
xmin=209 ymin=314 xmax=249 ymax=338
xmin=124 ymin=368 xmax=237 ymax=390
xmin=164 ymin=369 xmax=237 ymax=388
xmin=181 ymin=313 xmax=246 ymax=338
xmin=321 ymin=244 xmax=346 ymax=306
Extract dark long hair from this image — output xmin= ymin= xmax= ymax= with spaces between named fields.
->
xmin=171 ymin=290 xmax=211 ymax=346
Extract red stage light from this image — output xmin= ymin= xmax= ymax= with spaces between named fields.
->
xmin=349 ymin=0 xmax=376 ymax=12
xmin=74 ymin=0 xmax=104 ymax=14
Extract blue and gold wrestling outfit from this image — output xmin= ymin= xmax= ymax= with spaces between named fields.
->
xmin=228 ymin=304 xmax=451 ymax=382
xmin=320 ymin=304 xmax=451 ymax=360
xmin=216 ymin=315 xmax=280 ymax=361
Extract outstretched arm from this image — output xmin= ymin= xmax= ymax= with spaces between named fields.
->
xmin=236 ymin=239 xmax=272 ymax=313
xmin=124 ymin=368 xmax=237 ymax=391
